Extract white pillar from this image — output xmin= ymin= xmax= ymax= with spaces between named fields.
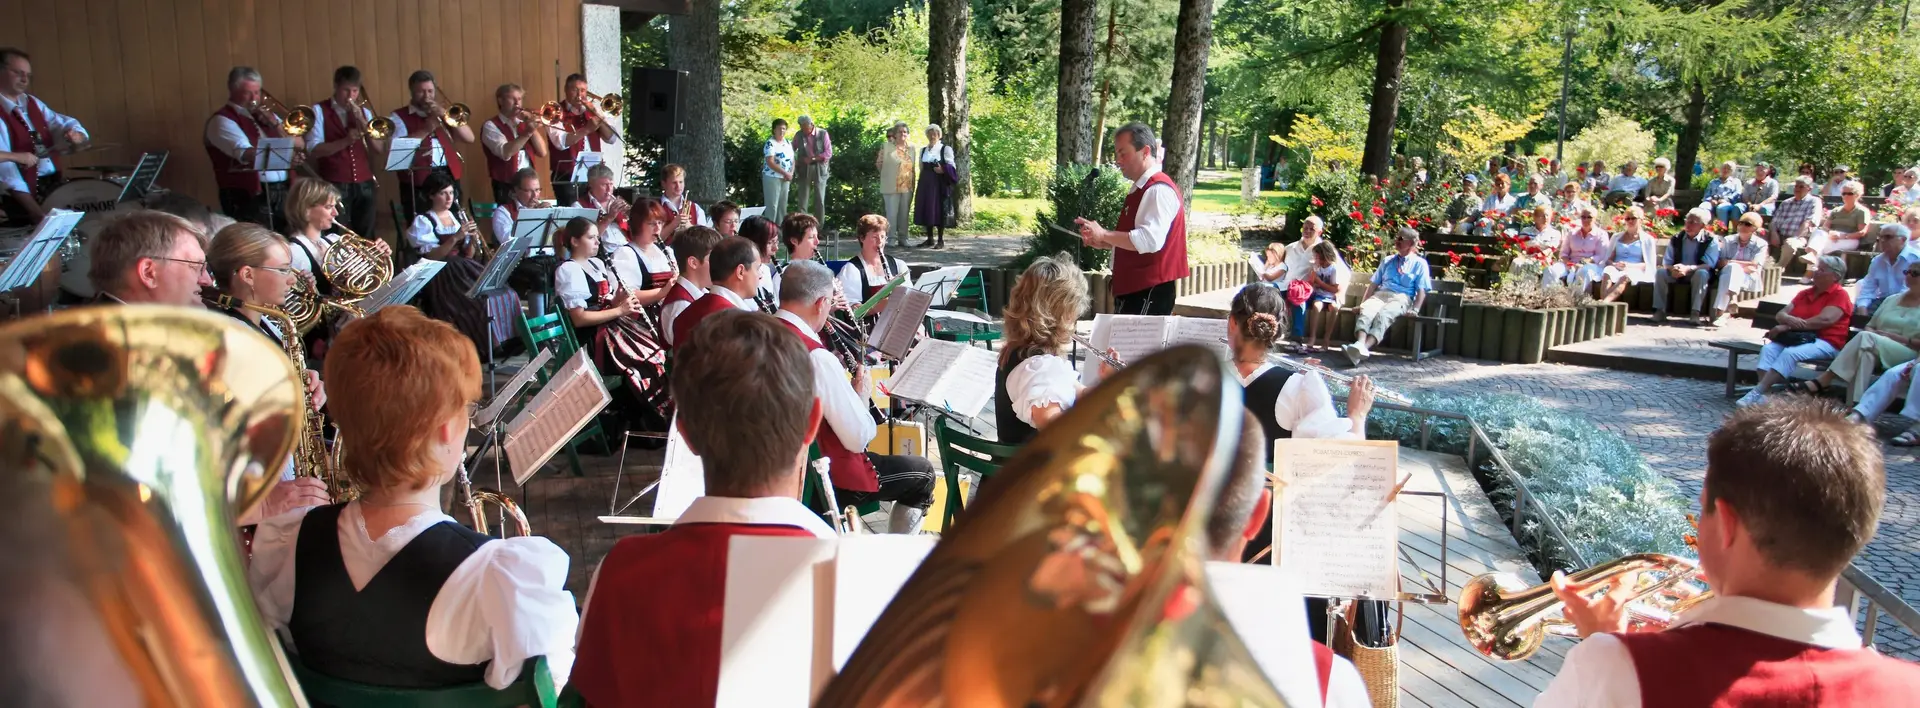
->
xmin=582 ymin=4 xmax=626 ymax=186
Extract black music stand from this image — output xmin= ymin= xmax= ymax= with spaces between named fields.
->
xmin=468 ymin=226 xmax=541 ymax=399
xmin=116 ymin=151 xmax=168 ymax=203
xmin=237 ymin=138 xmax=298 ymax=232
xmin=0 ymin=209 xmax=82 ymax=315
xmin=385 ymin=137 xmax=428 ymax=218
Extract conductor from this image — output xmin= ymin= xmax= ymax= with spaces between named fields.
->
xmin=1074 ymin=122 xmax=1188 ymax=315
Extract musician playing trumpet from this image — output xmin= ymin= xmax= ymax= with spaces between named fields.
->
xmin=482 ymin=83 xmax=549 ymax=206
xmin=658 ymin=163 xmax=710 ymax=229
xmin=547 ymin=73 xmax=620 ymax=207
xmin=383 ymin=69 xmax=474 ymax=222
xmin=577 ymin=163 xmax=632 ymax=252
xmin=0 ymin=47 xmax=88 ymax=225
xmin=304 ymin=66 xmax=381 ymax=238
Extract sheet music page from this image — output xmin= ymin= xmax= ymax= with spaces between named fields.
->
xmin=1273 ymin=439 xmax=1401 ymax=599
xmin=253 ymin=138 xmax=295 ymax=170
xmin=363 ymin=259 xmax=446 ymax=312
xmin=0 ymin=209 xmax=83 ymax=290
xmin=653 ymin=416 xmax=706 ymax=519
xmin=1078 ymin=313 xmax=1114 ymax=386
xmin=1167 ymin=316 xmax=1232 ymax=362
xmin=871 ymin=286 xmax=933 ymax=360
xmin=505 ymin=350 xmax=611 ymax=484
xmin=384 ymin=137 xmax=422 ymax=171
xmin=717 ymin=536 xmax=838 ymax=708
xmin=925 ymin=345 xmax=999 ymax=419
xmin=569 ymin=151 xmax=603 ymax=183
xmin=914 ymin=265 xmax=973 ymax=307
xmin=1205 ymin=561 xmax=1322 ymax=708
xmin=829 ymin=536 xmax=937 ymax=672
xmin=1248 ymin=253 xmax=1269 ymax=275
xmin=1105 ymin=314 xmax=1173 ymax=366
xmin=887 ymin=338 xmax=962 ymax=405
xmin=474 ymin=348 xmax=554 ymax=428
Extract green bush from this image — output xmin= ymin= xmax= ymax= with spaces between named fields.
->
xmin=1011 ymin=164 xmax=1133 ymax=271
xmin=971 ymin=105 xmax=1054 ymax=198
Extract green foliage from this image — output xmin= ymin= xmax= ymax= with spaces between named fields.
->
xmin=723 ymin=110 xmax=890 ymax=230
xmin=1013 ymin=164 xmax=1133 ymax=271
xmin=1743 ymin=17 xmax=1920 ymax=186
xmin=1563 ymin=110 xmax=1656 ymax=169
xmin=971 ymin=95 xmax=1056 ymax=198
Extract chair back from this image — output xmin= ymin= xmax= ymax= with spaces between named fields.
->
xmin=933 ymin=417 xmax=1021 ymax=530
xmin=390 ymin=199 xmax=423 ymax=270
xmin=517 ymin=309 xmax=578 ymax=361
xmin=288 ymin=652 xmax=559 ymax=708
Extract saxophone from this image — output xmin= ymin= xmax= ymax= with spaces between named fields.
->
xmin=207 ymin=293 xmax=344 ymax=495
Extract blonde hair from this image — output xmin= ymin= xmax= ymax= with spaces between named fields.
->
xmin=324 ymin=306 xmax=481 ymax=495
xmin=282 ymin=178 xmax=341 ymax=232
xmin=856 ymin=214 xmax=888 ymax=239
xmin=661 ymin=163 xmax=687 ymax=180
xmin=1002 ymin=254 xmax=1088 ymax=359
xmin=207 ymin=222 xmax=290 ymax=291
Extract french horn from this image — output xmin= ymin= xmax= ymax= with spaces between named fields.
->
xmin=816 ymin=345 xmax=1287 ymax=706
xmin=0 ymin=305 xmax=307 ymax=705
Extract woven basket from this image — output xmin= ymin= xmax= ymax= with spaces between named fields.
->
xmin=1332 ymin=601 xmax=1404 ymax=708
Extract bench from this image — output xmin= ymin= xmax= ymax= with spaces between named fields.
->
xmin=1335 ymin=284 xmax=1461 ymax=361
xmin=1709 ymin=339 xmax=1838 ymax=399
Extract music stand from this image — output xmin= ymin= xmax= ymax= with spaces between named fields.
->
xmin=115 ymin=151 xmax=168 ymax=203
xmin=504 ymin=348 xmax=612 ymax=485
xmin=359 ymin=259 xmax=447 ymax=313
xmin=0 ymin=209 xmax=82 ymax=314
xmin=464 ymin=347 xmax=556 ymax=500
xmin=569 ymin=150 xmax=604 ymax=185
xmin=386 ymin=137 xmax=427 ymax=217
xmin=467 ymin=227 xmax=538 ymax=399
xmin=511 ymin=207 xmax=598 ymax=255
xmin=238 ymin=138 xmax=298 ymax=232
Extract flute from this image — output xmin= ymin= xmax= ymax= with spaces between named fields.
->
xmin=1218 ymin=337 xmax=1416 ymax=405
xmin=1072 ymin=334 xmax=1125 ymax=369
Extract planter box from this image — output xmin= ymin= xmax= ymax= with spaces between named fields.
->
xmin=1451 ymin=300 xmax=1625 ymax=363
xmin=1459 ymin=304 xmax=1484 ymax=359
xmin=1076 ymin=261 xmax=1255 ymax=315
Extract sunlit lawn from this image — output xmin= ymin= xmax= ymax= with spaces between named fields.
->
xmin=956 ymin=172 xmax=1296 ymax=236
xmin=1191 ymin=171 xmax=1299 ymax=215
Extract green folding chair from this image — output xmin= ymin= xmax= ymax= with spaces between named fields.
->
xmin=288 ymin=652 xmax=558 ymax=708
xmin=927 ymin=269 xmax=1002 ymax=347
xmin=934 ymin=417 xmax=1020 ymax=530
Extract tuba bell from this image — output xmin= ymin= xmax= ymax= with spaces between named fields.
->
xmin=816 ymin=345 xmax=1288 ymax=706
xmin=1458 ymin=553 xmax=1713 ymax=661
xmin=0 ymin=305 xmax=308 ymax=705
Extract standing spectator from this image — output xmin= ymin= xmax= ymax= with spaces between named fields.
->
xmin=876 ymin=121 xmax=915 ymax=248
xmin=790 ymin=115 xmax=833 ymax=224
xmin=1825 ymin=165 xmax=1852 ymax=197
xmin=761 ymin=119 xmax=794 ymax=224
xmin=1599 ymin=206 xmax=1658 ymax=302
xmin=1854 ymin=221 xmax=1920 ymax=315
xmin=1736 ymin=256 xmax=1853 ymax=408
xmin=1606 ymin=161 xmax=1649 ymax=205
xmin=1644 ymin=157 xmax=1676 ymax=211
xmin=1343 ymin=228 xmax=1430 ymax=366
xmin=1710 ymin=212 xmax=1769 ymax=327
xmin=913 ymin=123 xmax=957 ymax=250
xmin=1774 ymin=175 xmax=1825 ymax=250
xmin=1654 ymin=209 xmax=1722 ymax=325
xmin=1705 ymin=161 xmax=1745 ymax=225
xmin=1743 ymin=162 xmax=1781 ymax=216
xmin=1806 ymin=181 xmax=1875 ymax=270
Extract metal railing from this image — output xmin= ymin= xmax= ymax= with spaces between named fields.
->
xmin=1837 ymin=565 xmax=1920 ymax=650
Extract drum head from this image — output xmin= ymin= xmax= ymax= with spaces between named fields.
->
xmin=46 ymin=179 xmax=140 ymax=299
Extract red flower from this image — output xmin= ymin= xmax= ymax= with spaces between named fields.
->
xmin=1349 ymin=210 xmax=1364 ymax=220
xmin=1473 ymin=253 xmax=1487 ymax=263
xmin=1442 ymin=182 xmax=1452 ymax=189
xmin=1449 ymin=252 xmax=1463 ymax=265
xmin=1371 ymin=206 xmax=1385 ymax=217
xmin=1311 ymin=196 xmax=1324 ymax=207
xmin=1472 ymin=245 xmax=1481 ymax=253
xmin=1373 ymin=236 xmax=1383 ymax=245
xmin=1351 ymin=201 xmax=1360 ymax=208
xmin=1538 ymin=157 xmax=1550 ymax=166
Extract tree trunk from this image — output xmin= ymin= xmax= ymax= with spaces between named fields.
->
xmin=929 ymin=0 xmax=973 ymax=220
xmin=1092 ymin=1 xmax=1119 ymax=165
xmin=1056 ymin=0 xmax=1097 ymax=166
xmin=1360 ymin=0 xmax=1408 ymax=179
xmin=1159 ymin=0 xmax=1214 ymax=197
xmin=1675 ymin=79 xmax=1708 ymax=191
xmin=667 ymin=0 xmax=725 ymax=201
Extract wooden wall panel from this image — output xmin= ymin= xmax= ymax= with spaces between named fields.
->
xmin=6 ymin=0 xmax=586 ymax=241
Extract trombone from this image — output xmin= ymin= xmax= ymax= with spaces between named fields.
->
xmin=430 ymin=93 xmax=471 ymax=128
xmin=251 ymin=89 xmax=316 ymax=136
xmin=584 ymin=90 xmax=624 ymax=116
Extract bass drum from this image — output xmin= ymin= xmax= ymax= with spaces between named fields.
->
xmin=44 ymin=178 xmax=138 ymax=299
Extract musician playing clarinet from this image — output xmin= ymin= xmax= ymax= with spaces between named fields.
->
xmin=206 ymin=66 xmax=299 ymax=228
xmin=1074 ymin=122 xmax=1188 ymax=316
xmin=383 ymin=70 xmax=474 ymax=222
xmin=0 ymin=47 xmax=88 ymax=226
xmin=835 ymin=215 xmax=912 ymax=320
xmin=303 ymin=66 xmax=380 ymax=237
xmin=481 ymin=83 xmax=548 ymax=206
xmin=546 ymin=73 xmax=619 ymax=207
xmin=660 ymin=226 xmax=720 ymax=348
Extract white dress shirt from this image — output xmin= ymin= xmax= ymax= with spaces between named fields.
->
xmin=777 ymin=309 xmax=876 ymax=452
xmin=490 ymin=201 xmax=555 ymax=256
xmin=578 ymin=193 xmax=628 ymax=250
xmin=660 ymin=277 xmax=708 ymax=345
xmin=206 ymin=103 xmax=288 ymax=183
xmin=247 ymin=502 xmax=579 ymax=690
xmin=1238 ymin=365 xmax=1362 ymax=440
xmin=387 ymin=106 xmax=448 ymax=167
xmin=835 ymin=256 xmax=912 ymax=308
xmin=302 ymin=99 xmax=375 ymax=150
xmin=1857 ymin=246 xmax=1920 ymax=311
xmin=1279 ymin=239 xmax=1320 ymax=283
xmin=287 ymin=232 xmax=340 ymax=276
xmin=609 ymin=241 xmax=672 ymax=291
xmin=1533 ymin=595 xmax=1864 ymax=708
xmin=1122 ymin=165 xmax=1180 ymax=255
xmin=544 ymin=102 xmax=623 ymax=152
xmin=0 ymin=93 xmax=86 ymax=191
xmin=1481 ymin=192 xmax=1519 ymax=214
xmin=480 ymin=114 xmax=534 ymax=171
xmin=711 ymin=283 xmax=757 ymax=312
xmin=1006 ymin=353 xmax=1080 ymax=426
xmin=660 ymin=194 xmax=712 ymax=228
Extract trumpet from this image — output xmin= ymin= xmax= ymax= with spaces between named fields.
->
xmin=1460 ymin=553 xmax=1712 ymax=661
xmin=456 ymin=204 xmax=489 ymax=261
xmin=251 ymin=89 xmax=316 ymax=136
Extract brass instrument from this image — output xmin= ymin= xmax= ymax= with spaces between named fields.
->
xmin=321 ymin=224 xmax=394 ymax=302
xmin=431 ymin=93 xmax=471 ymax=129
xmin=351 ymin=94 xmax=395 ymax=141
xmin=584 ymin=90 xmax=624 ymax=116
xmin=0 ymin=306 xmax=307 ymax=705
xmin=1459 ymin=553 xmax=1712 ymax=661
xmin=534 ymin=101 xmax=567 ymax=128
xmin=253 ymin=89 xmax=315 ymax=136
xmin=457 ymin=463 xmax=530 ymax=537
xmin=812 ymin=457 xmax=860 ymax=534
xmin=207 ymin=292 xmax=345 ymax=495
xmin=457 ymin=204 xmax=489 ymax=261
xmin=816 ymin=345 xmax=1286 ymax=705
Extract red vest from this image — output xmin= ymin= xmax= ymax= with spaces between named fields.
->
xmin=570 ymin=522 xmax=816 ymax=708
xmin=205 ymin=105 xmax=264 ymax=193
xmin=1111 ymin=171 xmax=1189 ymax=296
xmin=671 ymin=292 xmax=740 ymax=351
xmin=777 ymin=318 xmax=880 ymax=492
xmin=312 ymin=101 xmax=373 ymax=184
xmin=664 ymin=281 xmax=700 ymax=309
xmin=1618 ymin=622 xmax=1920 ymax=707
xmin=2 ymin=96 xmax=58 ymax=173
xmin=484 ymin=115 xmax=532 ymax=184
xmin=579 ymin=191 xmax=628 ymax=234
xmin=392 ymin=108 xmax=464 ymax=184
xmin=1311 ymin=641 xmax=1333 ymax=706
xmin=549 ymin=104 xmax=603 ymax=180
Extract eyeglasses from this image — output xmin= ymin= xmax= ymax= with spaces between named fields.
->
xmin=156 ymin=257 xmax=208 ymax=275
xmin=256 ymin=265 xmax=296 ymax=275
xmin=1905 ymin=269 xmax=1920 ymax=277
xmin=1625 ymin=216 xmax=1641 ymax=221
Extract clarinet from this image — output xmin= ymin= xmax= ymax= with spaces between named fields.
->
xmin=756 ymin=260 xmax=786 ymax=314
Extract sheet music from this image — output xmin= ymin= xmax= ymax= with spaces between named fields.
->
xmin=384 ymin=137 xmax=423 ymax=171
xmin=889 ymin=338 xmax=998 ymax=419
xmin=830 ymin=536 xmax=938 ymax=669
xmin=913 ymin=265 xmax=972 ymax=307
xmin=253 ymin=138 xmax=296 ymax=170
xmin=1273 ymin=438 xmax=1401 ymax=599
xmin=1167 ymin=316 xmax=1231 ymax=362
xmin=870 ymin=286 xmax=932 ymax=360
xmin=511 ymin=207 xmax=601 ymax=248
xmin=504 ymin=349 xmax=612 ymax=484
xmin=1105 ymin=314 xmax=1174 ymax=366
xmin=653 ymin=418 xmax=705 ymax=519
xmin=468 ymin=229 xmax=530 ymax=299
xmin=569 ymin=151 xmax=604 ymax=183
xmin=474 ymin=348 xmax=554 ymax=428
xmin=0 ymin=209 xmax=82 ymax=290
xmin=361 ymin=259 xmax=446 ymax=312
xmin=1248 ymin=252 xmax=1269 ymax=275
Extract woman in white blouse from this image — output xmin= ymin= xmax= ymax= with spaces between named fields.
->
xmin=604 ymin=197 xmax=676 ymax=323
xmin=995 ymin=254 xmax=1092 ymax=445
xmin=405 ymin=172 xmax=501 ymax=359
xmin=554 ymin=217 xmax=672 ymax=432
xmin=247 ymin=306 xmax=577 ymax=693
xmin=1598 ymin=206 xmax=1658 ymax=302
xmin=836 ymin=214 xmax=914 ymax=318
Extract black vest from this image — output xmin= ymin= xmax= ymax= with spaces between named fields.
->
xmin=995 ymin=347 xmax=1041 ymax=446
xmin=289 ymin=503 xmax=493 ymax=689
xmin=1243 ymin=365 xmax=1295 ymax=463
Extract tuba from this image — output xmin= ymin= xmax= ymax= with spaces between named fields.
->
xmin=816 ymin=345 xmax=1287 ymax=706
xmin=0 ymin=305 xmax=307 ymax=705
xmin=1458 ymin=553 xmax=1712 ymax=661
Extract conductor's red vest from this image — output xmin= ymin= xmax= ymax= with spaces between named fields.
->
xmin=1110 ymin=171 xmax=1190 ymax=296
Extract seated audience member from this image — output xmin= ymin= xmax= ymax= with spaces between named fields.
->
xmin=1825 ymin=165 xmax=1852 ymax=197
xmin=1773 ymin=176 xmax=1825 ymax=250
xmin=553 ymin=217 xmax=671 ymax=433
xmin=1643 ymin=157 xmax=1675 ymax=211
xmin=1479 ymin=173 xmax=1517 ymax=216
xmin=1211 ymin=409 xmax=1369 ymax=708
xmin=247 ymin=306 xmax=577 ymax=691
xmin=1889 ymin=167 xmax=1920 ymax=203
xmin=1598 ymin=207 xmax=1657 ymax=302
xmin=571 ymin=309 xmax=835 ymax=708
xmin=1512 ymin=174 xmax=1551 ymax=213
xmin=1557 ymin=180 xmax=1592 ymax=218
xmin=86 ymin=210 xmax=215 ymax=306
xmin=1536 ymin=397 xmax=1920 ymax=706
xmin=1854 ymin=221 xmax=1920 ymax=315
xmin=996 ymin=254 xmax=1092 ymax=446
xmin=1652 ymin=209 xmax=1721 ymax=325
xmin=709 ymin=200 xmax=742 ymax=238
xmin=660 ymin=226 xmax=723 ymax=347
xmin=1735 ymin=256 xmax=1853 ymax=408
xmin=1344 ymin=228 xmax=1430 ymax=366
xmin=776 ymin=261 xmax=937 ymax=533
xmin=1804 ymin=181 xmax=1875 ymax=270
xmin=1742 ymin=162 xmax=1780 ymax=216
xmin=1585 ymin=160 xmax=1611 ymax=194
xmin=1261 ymin=215 xmax=1328 ymax=343
xmin=1548 ymin=205 xmax=1609 ymax=290
xmin=1605 ymin=160 xmax=1648 ymax=204
xmin=1808 ymin=257 xmax=1920 ymax=406
xmin=1709 ymin=212 xmax=1769 ymax=326
xmin=1445 ymin=175 xmax=1480 ymax=232
xmin=670 ymin=235 xmax=761 ymax=347
xmin=1705 ymin=161 xmax=1745 ymax=225
xmin=1303 ymin=240 xmax=1349 ymax=352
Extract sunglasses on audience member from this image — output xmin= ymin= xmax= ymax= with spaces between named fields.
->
xmin=1906 ymin=268 xmax=1920 ymax=277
